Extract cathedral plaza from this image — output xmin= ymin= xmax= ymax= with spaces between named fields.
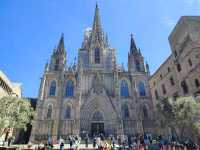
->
xmin=0 ymin=1 xmax=200 ymax=150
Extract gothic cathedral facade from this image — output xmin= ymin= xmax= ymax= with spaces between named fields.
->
xmin=31 ymin=4 xmax=153 ymax=141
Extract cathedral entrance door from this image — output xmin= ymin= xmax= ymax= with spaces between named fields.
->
xmin=91 ymin=122 xmax=104 ymax=135
xmin=91 ymin=111 xmax=104 ymax=135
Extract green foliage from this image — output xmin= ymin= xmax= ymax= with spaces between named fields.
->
xmin=155 ymin=96 xmax=200 ymax=140
xmin=0 ymin=96 xmax=35 ymax=136
xmin=155 ymin=98 xmax=175 ymax=129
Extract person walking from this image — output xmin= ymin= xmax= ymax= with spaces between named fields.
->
xmin=111 ymin=136 xmax=115 ymax=148
xmin=69 ymin=136 xmax=73 ymax=148
xmin=7 ymin=136 xmax=13 ymax=147
xmin=93 ymin=137 xmax=97 ymax=148
xmin=85 ymin=135 xmax=89 ymax=148
xmin=60 ymin=142 xmax=64 ymax=150
xmin=103 ymin=142 xmax=109 ymax=150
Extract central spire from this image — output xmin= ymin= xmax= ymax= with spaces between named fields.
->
xmin=92 ymin=3 xmax=102 ymax=34
xmin=91 ymin=3 xmax=104 ymax=47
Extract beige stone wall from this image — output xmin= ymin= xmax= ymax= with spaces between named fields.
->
xmin=0 ymin=70 xmax=22 ymax=98
xmin=149 ymin=55 xmax=179 ymax=104
xmin=31 ymin=67 xmax=153 ymax=141
xmin=11 ymin=83 xmax=22 ymax=98
xmin=149 ymin=16 xmax=200 ymax=105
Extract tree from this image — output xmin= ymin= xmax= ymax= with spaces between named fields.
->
xmin=0 ymin=96 xmax=35 ymax=138
xmin=155 ymin=96 xmax=200 ymax=142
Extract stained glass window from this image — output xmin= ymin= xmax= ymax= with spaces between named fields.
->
xmin=95 ymin=48 xmax=100 ymax=63
xmin=122 ymin=104 xmax=129 ymax=119
xmin=49 ymin=81 xmax=56 ymax=96
xmin=66 ymin=80 xmax=74 ymax=97
xmin=65 ymin=106 xmax=71 ymax=119
xmin=120 ymin=80 xmax=129 ymax=97
xmin=138 ymin=82 xmax=146 ymax=96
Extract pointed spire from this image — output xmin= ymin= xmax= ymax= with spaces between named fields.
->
xmin=91 ymin=3 xmax=104 ymax=47
xmin=105 ymin=33 xmax=109 ymax=47
xmin=138 ymin=48 xmax=141 ymax=55
xmin=45 ymin=61 xmax=49 ymax=72
xmin=93 ymin=3 xmax=102 ymax=33
xmin=130 ymin=34 xmax=138 ymax=54
xmin=145 ymin=61 xmax=150 ymax=76
xmin=57 ymin=33 xmax=65 ymax=53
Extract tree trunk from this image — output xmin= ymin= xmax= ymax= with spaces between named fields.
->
xmin=179 ymin=124 xmax=185 ymax=142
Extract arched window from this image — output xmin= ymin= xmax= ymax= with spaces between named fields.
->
xmin=95 ymin=48 xmax=100 ymax=64
xmin=138 ymin=82 xmax=146 ymax=96
xmin=120 ymin=80 xmax=129 ymax=97
xmin=55 ymin=59 xmax=59 ymax=71
xmin=143 ymin=106 xmax=148 ymax=119
xmin=47 ymin=105 xmax=53 ymax=119
xmin=49 ymin=81 xmax=56 ymax=96
xmin=66 ymin=80 xmax=74 ymax=97
xmin=135 ymin=59 xmax=140 ymax=71
xmin=64 ymin=106 xmax=71 ymax=119
xmin=122 ymin=104 xmax=129 ymax=119
xmin=181 ymin=80 xmax=189 ymax=94
xmin=195 ymin=79 xmax=200 ymax=88
xmin=92 ymin=111 xmax=103 ymax=121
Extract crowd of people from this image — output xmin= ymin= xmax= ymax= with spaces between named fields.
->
xmin=33 ymin=133 xmax=199 ymax=150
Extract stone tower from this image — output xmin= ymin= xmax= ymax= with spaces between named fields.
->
xmin=128 ymin=34 xmax=145 ymax=73
xmin=49 ymin=33 xmax=66 ymax=72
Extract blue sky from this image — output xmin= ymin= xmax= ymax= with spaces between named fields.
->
xmin=0 ymin=0 xmax=200 ymax=97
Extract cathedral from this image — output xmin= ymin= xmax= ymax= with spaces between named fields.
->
xmin=31 ymin=4 xmax=154 ymax=141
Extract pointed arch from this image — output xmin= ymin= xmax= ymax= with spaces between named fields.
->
xmin=120 ymin=79 xmax=129 ymax=97
xmin=121 ymin=104 xmax=130 ymax=119
xmin=66 ymin=80 xmax=74 ymax=97
xmin=94 ymin=48 xmax=100 ymax=63
xmin=138 ymin=81 xmax=146 ymax=96
xmin=135 ymin=59 xmax=141 ymax=71
xmin=47 ymin=104 xmax=53 ymax=119
xmin=49 ymin=81 xmax=56 ymax=96
xmin=92 ymin=111 xmax=104 ymax=121
xmin=64 ymin=105 xmax=71 ymax=119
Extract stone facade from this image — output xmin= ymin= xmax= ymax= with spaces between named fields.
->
xmin=31 ymin=4 xmax=153 ymax=141
xmin=149 ymin=16 xmax=200 ymax=104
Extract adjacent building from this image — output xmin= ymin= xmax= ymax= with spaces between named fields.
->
xmin=31 ymin=4 xmax=153 ymax=141
xmin=149 ymin=16 xmax=200 ymax=104
xmin=0 ymin=70 xmax=22 ymax=98
xmin=0 ymin=70 xmax=22 ymax=144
